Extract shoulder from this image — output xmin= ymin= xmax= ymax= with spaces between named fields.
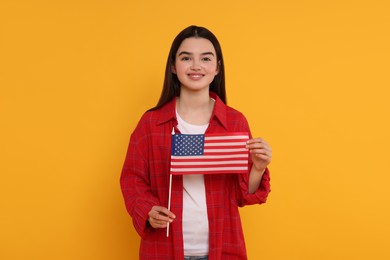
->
xmin=138 ymin=109 xmax=161 ymax=124
xmin=129 ymin=110 xmax=162 ymax=147
xmin=215 ymin=101 xmax=251 ymax=133
xmin=225 ymin=104 xmax=247 ymax=120
xmin=212 ymin=92 xmax=248 ymax=127
xmin=133 ymin=109 xmax=163 ymax=132
xmin=226 ymin=105 xmax=250 ymax=129
xmin=132 ymin=101 xmax=174 ymax=135
xmin=221 ymin=101 xmax=249 ymax=123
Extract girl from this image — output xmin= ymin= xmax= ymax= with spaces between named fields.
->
xmin=120 ymin=25 xmax=271 ymax=260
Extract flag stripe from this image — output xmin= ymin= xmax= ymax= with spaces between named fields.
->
xmin=203 ymin=151 xmax=248 ymax=156
xmin=171 ymin=154 xmax=247 ymax=160
xmin=204 ymin=148 xmax=247 ymax=153
xmin=204 ymin=142 xmax=246 ymax=146
xmin=204 ymin=132 xmax=248 ymax=138
xmin=171 ymin=160 xmax=248 ymax=165
xmin=171 ymin=167 xmax=248 ymax=172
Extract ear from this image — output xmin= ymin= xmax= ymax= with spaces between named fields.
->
xmin=215 ymin=60 xmax=221 ymax=75
xmin=171 ymin=65 xmax=177 ymax=74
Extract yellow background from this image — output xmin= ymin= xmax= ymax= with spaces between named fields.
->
xmin=1 ymin=0 xmax=389 ymax=259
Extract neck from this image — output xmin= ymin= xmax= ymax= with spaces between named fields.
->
xmin=176 ymin=88 xmax=214 ymax=125
xmin=177 ymin=88 xmax=210 ymax=111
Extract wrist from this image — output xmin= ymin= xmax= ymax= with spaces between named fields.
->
xmin=252 ymin=165 xmax=266 ymax=174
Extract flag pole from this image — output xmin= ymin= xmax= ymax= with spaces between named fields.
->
xmin=167 ymin=127 xmax=175 ymax=237
xmin=166 ymin=173 xmax=172 ymax=237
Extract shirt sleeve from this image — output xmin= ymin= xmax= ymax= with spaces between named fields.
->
xmin=237 ymin=167 xmax=271 ymax=206
xmin=120 ymin=118 xmax=160 ymax=238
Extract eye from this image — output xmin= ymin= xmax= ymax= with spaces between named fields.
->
xmin=202 ymin=57 xmax=212 ymax=62
xmin=180 ymin=56 xmax=191 ymax=61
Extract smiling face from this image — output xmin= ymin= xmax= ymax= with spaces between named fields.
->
xmin=172 ymin=37 xmax=219 ymax=92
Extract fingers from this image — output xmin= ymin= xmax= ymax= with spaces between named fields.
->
xmin=246 ymin=138 xmax=272 ymax=156
xmin=148 ymin=206 xmax=176 ymax=229
xmin=246 ymin=138 xmax=272 ymax=166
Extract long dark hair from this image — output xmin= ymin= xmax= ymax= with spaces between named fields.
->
xmin=149 ymin=25 xmax=226 ymax=111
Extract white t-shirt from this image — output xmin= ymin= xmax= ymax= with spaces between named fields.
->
xmin=176 ymin=110 xmax=209 ymax=256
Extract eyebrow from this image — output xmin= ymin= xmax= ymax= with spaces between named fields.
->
xmin=178 ymin=51 xmax=215 ymax=56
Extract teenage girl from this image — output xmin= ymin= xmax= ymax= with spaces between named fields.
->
xmin=120 ymin=25 xmax=272 ymax=260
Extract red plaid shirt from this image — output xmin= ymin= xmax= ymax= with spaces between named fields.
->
xmin=120 ymin=92 xmax=271 ymax=260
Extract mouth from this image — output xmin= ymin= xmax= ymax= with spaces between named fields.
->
xmin=188 ymin=73 xmax=204 ymax=80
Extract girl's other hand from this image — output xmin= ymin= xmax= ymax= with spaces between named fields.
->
xmin=246 ymin=138 xmax=272 ymax=172
xmin=148 ymin=206 xmax=176 ymax=228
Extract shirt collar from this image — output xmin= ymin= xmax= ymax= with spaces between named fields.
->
xmin=156 ymin=92 xmax=228 ymax=129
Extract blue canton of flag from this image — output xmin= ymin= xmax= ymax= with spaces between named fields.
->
xmin=171 ymin=134 xmax=205 ymax=156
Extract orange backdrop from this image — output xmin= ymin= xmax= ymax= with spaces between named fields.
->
xmin=1 ymin=0 xmax=389 ymax=259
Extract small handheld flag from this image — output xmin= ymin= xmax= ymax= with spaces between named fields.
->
xmin=170 ymin=132 xmax=249 ymax=175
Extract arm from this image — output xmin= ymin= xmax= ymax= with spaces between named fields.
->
xmin=234 ymin=113 xmax=271 ymax=205
xmin=120 ymin=117 xmax=176 ymax=237
xmin=120 ymin=130 xmax=159 ymax=238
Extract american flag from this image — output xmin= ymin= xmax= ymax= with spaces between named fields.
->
xmin=170 ymin=132 xmax=249 ymax=175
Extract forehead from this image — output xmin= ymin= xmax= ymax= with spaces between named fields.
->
xmin=176 ymin=37 xmax=216 ymax=55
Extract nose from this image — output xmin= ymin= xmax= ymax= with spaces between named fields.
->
xmin=190 ymin=60 xmax=201 ymax=70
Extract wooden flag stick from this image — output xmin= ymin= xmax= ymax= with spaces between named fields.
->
xmin=166 ymin=173 xmax=173 ymax=237
xmin=167 ymin=127 xmax=175 ymax=237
